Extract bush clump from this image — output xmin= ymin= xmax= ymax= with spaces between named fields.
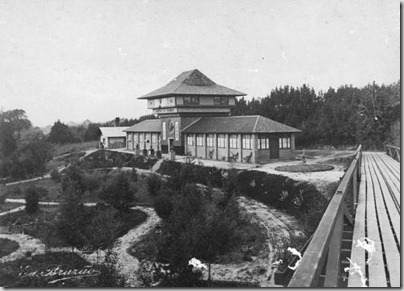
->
xmin=25 ymin=188 xmax=40 ymax=214
xmin=50 ymin=169 xmax=61 ymax=182
xmin=237 ymin=170 xmax=328 ymax=236
xmin=158 ymin=160 xmax=223 ymax=188
xmin=80 ymin=150 xmax=158 ymax=170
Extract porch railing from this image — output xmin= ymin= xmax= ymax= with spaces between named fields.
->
xmin=287 ymin=145 xmax=362 ymax=287
xmin=385 ymin=144 xmax=400 ymax=162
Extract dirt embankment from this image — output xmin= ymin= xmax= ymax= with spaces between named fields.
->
xmin=208 ymin=196 xmax=304 ymax=287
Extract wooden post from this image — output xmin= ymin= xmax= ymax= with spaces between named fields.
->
xmin=353 ymin=165 xmax=358 ymax=208
xmin=324 ymin=202 xmax=344 ymax=287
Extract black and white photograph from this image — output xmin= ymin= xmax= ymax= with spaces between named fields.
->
xmin=0 ymin=0 xmax=400 ymax=287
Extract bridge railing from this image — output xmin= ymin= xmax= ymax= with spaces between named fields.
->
xmin=288 ymin=145 xmax=362 ymax=287
xmin=385 ymin=144 xmax=400 ymax=162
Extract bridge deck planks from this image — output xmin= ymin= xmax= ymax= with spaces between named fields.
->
xmin=347 ymin=159 xmax=367 ymax=287
xmin=372 ymin=153 xmax=400 ymax=209
xmin=347 ymin=152 xmax=401 ymax=287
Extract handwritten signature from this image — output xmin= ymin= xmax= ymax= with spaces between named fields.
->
xmin=19 ymin=265 xmax=101 ymax=284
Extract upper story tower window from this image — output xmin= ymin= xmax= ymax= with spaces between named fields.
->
xmin=214 ymin=96 xmax=228 ymax=105
xmin=183 ymin=96 xmax=199 ymax=105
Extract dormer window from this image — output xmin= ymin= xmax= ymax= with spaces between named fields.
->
xmin=214 ymin=96 xmax=228 ymax=105
xmin=184 ymin=96 xmax=199 ymax=105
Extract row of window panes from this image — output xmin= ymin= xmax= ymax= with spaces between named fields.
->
xmin=279 ymin=137 xmax=291 ymax=149
xmin=258 ymin=137 xmax=269 ymax=149
xmin=184 ymin=96 xmax=199 ymax=105
xmin=187 ymin=134 xmax=251 ymax=149
xmin=132 ymin=133 xmax=159 ymax=144
xmin=213 ymin=96 xmax=228 ymax=105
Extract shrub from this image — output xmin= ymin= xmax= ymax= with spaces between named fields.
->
xmin=49 ymin=169 xmax=61 ymax=182
xmin=4 ymin=186 xmax=22 ymax=198
xmin=98 ymin=171 xmax=136 ymax=217
xmin=146 ymin=173 xmax=163 ymax=198
xmin=0 ymin=194 xmax=5 ymax=205
xmin=25 ymin=188 xmax=40 ymax=214
xmin=84 ymin=208 xmax=124 ymax=251
xmin=61 ymin=165 xmax=86 ymax=194
xmin=83 ymin=172 xmax=106 ymax=194
xmin=154 ymin=195 xmax=173 ymax=220
xmin=158 ymin=161 xmax=223 ymax=188
xmin=56 ymin=181 xmax=90 ymax=249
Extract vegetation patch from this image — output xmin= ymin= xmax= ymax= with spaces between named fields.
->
xmin=80 ymin=150 xmax=157 ymax=170
xmin=51 ymin=141 xmax=96 ymax=157
xmin=275 ymin=164 xmax=334 ymax=172
xmin=0 ymin=202 xmax=24 ymax=212
xmin=157 ymin=160 xmax=223 ymax=187
xmin=236 ymin=170 xmax=328 ymax=236
xmin=0 ymin=205 xmax=147 ymax=248
xmin=130 ymin=210 xmax=267 ymax=265
xmin=0 ymin=238 xmax=19 ymax=258
xmin=0 ymin=179 xmax=59 ymax=201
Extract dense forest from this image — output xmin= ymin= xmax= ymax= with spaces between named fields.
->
xmin=231 ymin=81 xmax=400 ymax=150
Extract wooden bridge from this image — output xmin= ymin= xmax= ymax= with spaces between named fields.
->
xmin=287 ymin=145 xmax=400 ymax=287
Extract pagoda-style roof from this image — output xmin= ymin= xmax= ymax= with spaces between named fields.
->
xmin=181 ymin=115 xmax=301 ymax=134
xmin=138 ymin=69 xmax=246 ymax=99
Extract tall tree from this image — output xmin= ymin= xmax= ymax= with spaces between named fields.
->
xmin=48 ymin=120 xmax=74 ymax=144
xmin=2 ymin=109 xmax=32 ymax=140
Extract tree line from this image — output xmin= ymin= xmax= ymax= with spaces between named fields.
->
xmin=231 ymin=81 xmax=400 ymax=150
xmin=0 ymin=109 xmax=156 ymax=180
xmin=47 ymin=115 xmax=156 ymax=145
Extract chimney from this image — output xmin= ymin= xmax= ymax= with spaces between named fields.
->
xmin=115 ymin=117 xmax=120 ymax=127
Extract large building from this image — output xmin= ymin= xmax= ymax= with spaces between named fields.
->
xmin=124 ymin=69 xmax=300 ymax=163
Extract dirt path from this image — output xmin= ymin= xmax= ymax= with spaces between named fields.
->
xmin=0 ymin=195 xmax=300 ymax=287
xmin=0 ymin=205 xmax=160 ymax=287
xmin=205 ymin=196 xmax=303 ymax=287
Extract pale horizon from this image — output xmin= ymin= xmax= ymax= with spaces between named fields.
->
xmin=0 ymin=0 xmax=400 ymax=127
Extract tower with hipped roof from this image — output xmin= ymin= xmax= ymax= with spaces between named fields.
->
xmin=125 ymin=69 xmax=300 ymax=162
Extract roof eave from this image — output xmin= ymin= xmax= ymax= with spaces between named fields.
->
xmin=138 ymin=92 xmax=247 ymax=100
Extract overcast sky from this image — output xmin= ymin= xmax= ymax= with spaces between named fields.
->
xmin=0 ymin=0 xmax=400 ymax=127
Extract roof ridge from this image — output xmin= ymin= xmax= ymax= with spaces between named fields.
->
xmin=181 ymin=117 xmax=202 ymax=132
xmin=252 ymin=115 xmax=260 ymax=132
xmin=171 ymin=70 xmax=195 ymax=93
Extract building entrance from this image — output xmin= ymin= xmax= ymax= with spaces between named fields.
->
xmin=269 ymin=138 xmax=279 ymax=159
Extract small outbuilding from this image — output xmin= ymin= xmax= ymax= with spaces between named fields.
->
xmin=99 ymin=127 xmax=128 ymax=149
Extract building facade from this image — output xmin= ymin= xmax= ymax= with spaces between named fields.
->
xmin=126 ymin=69 xmax=300 ymax=163
xmin=99 ymin=127 xmax=128 ymax=149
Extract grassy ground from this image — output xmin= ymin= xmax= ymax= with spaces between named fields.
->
xmin=0 ymin=238 xmax=19 ymax=258
xmin=0 ymin=178 xmax=60 ymax=201
xmin=0 ymin=205 xmax=147 ymax=248
xmin=129 ymin=214 xmax=267 ymax=265
xmin=0 ymin=252 xmax=98 ymax=287
xmin=0 ymin=202 xmax=24 ymax=212
xmin=0 ymin=177 xmax=106 ymax=203
xmin=275 ymin=164 xmax=334 ymax=173
xmin=52 ymin=141 xmax=97 ymax=157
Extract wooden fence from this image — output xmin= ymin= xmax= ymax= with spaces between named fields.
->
xmin=287 ymin=145 xmax=362 ymax=287
xmin=385 ymin=144 xmax=400 ymax=162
